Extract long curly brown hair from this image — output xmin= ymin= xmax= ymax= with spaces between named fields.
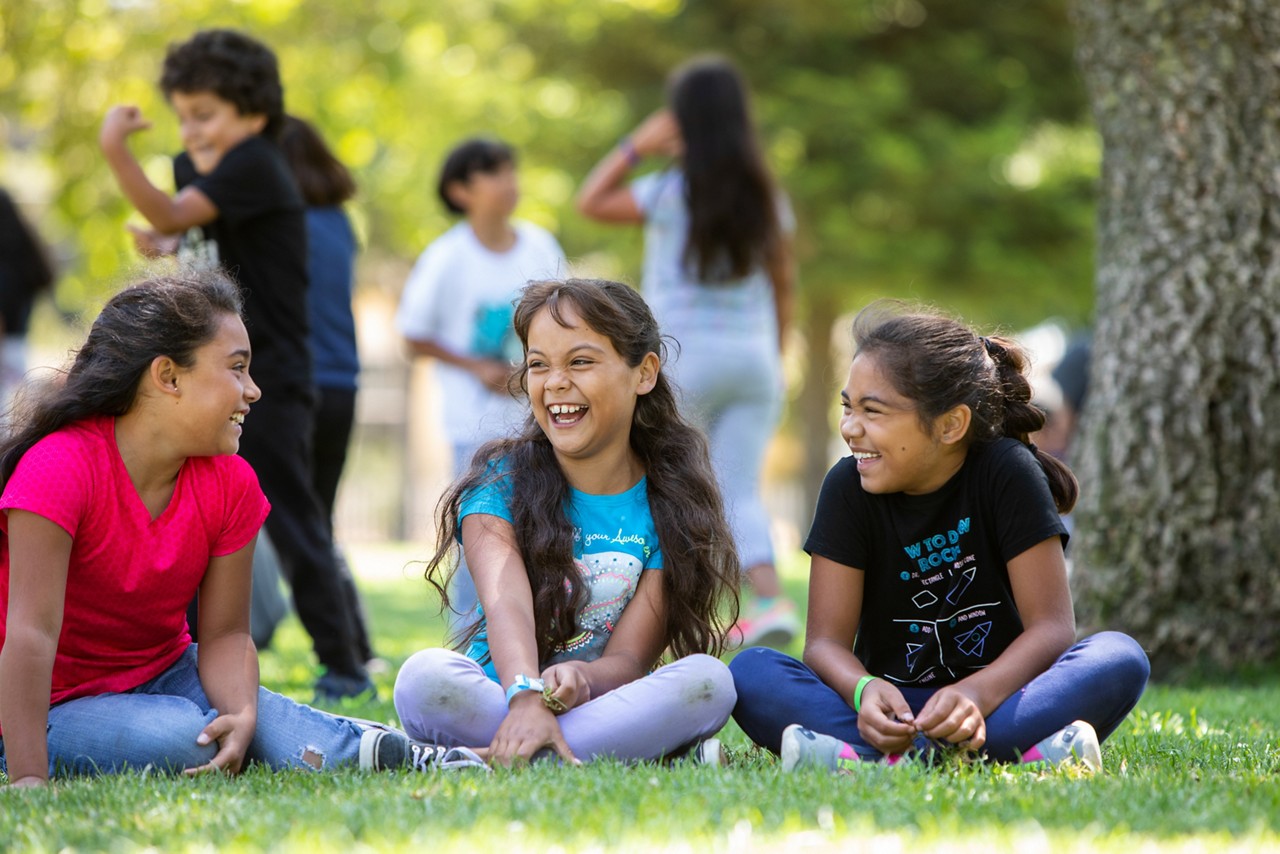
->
xmin=423 ymin=278 xmax=740 ymax=664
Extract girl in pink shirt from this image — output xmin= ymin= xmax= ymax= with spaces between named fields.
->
xmin=0 ymin=267 xmax=477 ymax=787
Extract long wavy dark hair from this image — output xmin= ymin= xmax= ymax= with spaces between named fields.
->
xmin=669 ymin=55 xmax=782 ymax=283
xmin=851 ymin=301 xmax=1079 ymax=513
xmin=425 ymin=278 xmax=740 ymax=662
xmin=0 ymin=266 xmax=244 ymax=487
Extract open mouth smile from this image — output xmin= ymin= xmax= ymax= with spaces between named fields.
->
xmin=547 ymin=403 xmax=587 ymax=425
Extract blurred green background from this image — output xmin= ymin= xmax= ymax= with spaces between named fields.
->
xmin=0 ymin=0 xmax=1100 ymax=529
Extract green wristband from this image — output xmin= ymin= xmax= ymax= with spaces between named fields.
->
xmin=853 ymin=675 xmax=878 ymax=713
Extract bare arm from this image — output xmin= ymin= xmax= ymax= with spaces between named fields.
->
xmin=405 ymin=337 xmax=513 ymax=393
xmin=99 ymin=105 xmax=218 ymax=235
xmin=765 ymin=234 xmax=796 ymax=351
xmin=913 ymin=537 xmax=1076 ymax=747
xmin=0 ymin=511 xmax=72 ymax=787
xmin=803 ymin=553 xmax=918 ymax=753
xmin=463 ymin=514 xmax=577 ymax=765
xmin=189 ymin=539 xmax=259 ymax=775
xmin=540 ymin=568 xmax=666 ymax=711
xmin=575 ymin=110 xmax=681 ymax=224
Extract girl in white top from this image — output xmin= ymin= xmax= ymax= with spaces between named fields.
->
xmin=576 ymin=55 xmax=799 ymax=649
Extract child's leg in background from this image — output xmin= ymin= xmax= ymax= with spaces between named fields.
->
xmin=981 ymin=631 xmax=1150 ymax=761
xmin=394 ymin=649 xmax=736 ymax=762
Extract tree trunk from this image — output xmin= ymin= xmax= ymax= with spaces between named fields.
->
xmin=1070 ymin=0 xmax=1280 ymax=673
xmin=798 ymin=290 xmax=845 ymax=528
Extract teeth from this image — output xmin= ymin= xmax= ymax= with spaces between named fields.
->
xmin=230 ymin=412 xmax=245 ymax=424
xmin=852 ymin=451 xmax=880 ymax=461
xmin=548 ymin=404 xmax=585 ymax=415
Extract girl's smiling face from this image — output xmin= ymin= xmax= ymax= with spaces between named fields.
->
xmin=839 ymin=352 xmax=968 ymax=496
xmin=524 ymin=302 xmax=658 ymax=479
xmin=172 ymin=312 xmax=260 ymax=457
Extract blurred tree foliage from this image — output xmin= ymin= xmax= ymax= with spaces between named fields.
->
xmin=1 ymin=0 xmax=1098 ymax=501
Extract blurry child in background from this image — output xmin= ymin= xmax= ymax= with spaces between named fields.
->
xmin=576 ymin=56 xmax=800 ymax=649
xmin=0 ymin=188 xmax=56 ymax=418
xmin=396 ymin=138 xmax=566 ymax=631
xmin=278 ymin=114 xmax=376 ymax=668
xmin=98 ymin=28 xmax=373 ymax=702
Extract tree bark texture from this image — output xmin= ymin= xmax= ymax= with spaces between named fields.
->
xmin=1071 ymin=0 xmax=1280 ymax=673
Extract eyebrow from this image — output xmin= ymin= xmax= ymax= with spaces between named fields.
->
xmin=842 ymin=390 xmax=899 ymax=408
xmin=527 ymin=343 xmax=608 ymax=357
xmin=228 ymin=349 xmax=251 ymax=359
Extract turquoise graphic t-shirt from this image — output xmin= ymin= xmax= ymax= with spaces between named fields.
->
xmin=458 ymin=465 xmax=663 ymax=681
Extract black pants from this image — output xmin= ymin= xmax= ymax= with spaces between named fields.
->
xmin=311 ymin=385 xmax=374 ymax=663
xmin=239 ymin=381 xmax=366 ymax=677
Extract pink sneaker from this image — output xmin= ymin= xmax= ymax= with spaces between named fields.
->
xmin=730 ymin=597 xmax=800 ymax=649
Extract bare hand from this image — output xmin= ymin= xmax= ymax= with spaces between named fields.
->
xmin=182 ymin=712 xmax=254 ymax=776
xmin=100 ymin=105 xmax=152 ymax=150
xmin=630 ymin=110 xmax=683 ymax=159
xmin=855 ymin=679 xmax=919 ymax=755
xmin=914 ymin=684 xmax=987 ymax=750
xmin=488 ymin=692 xmax=580 ymax=767
xmin=540 ymin=662 xmax=591 ymax=714
xmin=127 ymin=223 xmax=180 ymax=258
xmin=474 ymin=359 xmax=514 ymax=393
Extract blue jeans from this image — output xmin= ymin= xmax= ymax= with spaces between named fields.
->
xmin=729 ymin=631 xmax=1150 ymax=761
xmin=0 ymin=645 xmax=365 ymax=778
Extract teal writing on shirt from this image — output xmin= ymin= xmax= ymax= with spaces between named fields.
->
xmin=903 ymin=517 xmax=971 ymax=571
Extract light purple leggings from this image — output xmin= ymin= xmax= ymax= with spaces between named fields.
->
xmin=393 ymin=649 xmax=736 ymax=762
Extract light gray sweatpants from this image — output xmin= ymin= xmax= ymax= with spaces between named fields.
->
xmin=393 ymin=649 xmax=736 ymax=762
xmin=664 ymin=330 xmax=782 ymax=569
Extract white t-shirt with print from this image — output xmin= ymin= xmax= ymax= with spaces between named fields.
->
xmin=397 ymin=220 xmax=566 ymax=447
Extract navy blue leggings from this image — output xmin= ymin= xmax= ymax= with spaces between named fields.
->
xmin=730 ymin=631 xmax=1149 ymax=761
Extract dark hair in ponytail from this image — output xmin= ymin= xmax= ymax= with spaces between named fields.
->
xmin=851 ymin=301 xmax=1078 ymax=513
xmin=0 ymin=266 xmax=244 ymax=488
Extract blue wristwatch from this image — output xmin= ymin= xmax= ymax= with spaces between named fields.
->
xmin=506 ymin=674 xmax=545 ymax=705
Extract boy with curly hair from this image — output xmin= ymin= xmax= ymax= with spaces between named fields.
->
xmin=99 ymin=28 xmax=375 ymax=702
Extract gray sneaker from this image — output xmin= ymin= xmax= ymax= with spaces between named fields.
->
xmin=359 ymin=730 xmax=489 ymax=772
xmin=1029 ymin=720 xmax=1101 ymax=772
xmin=780 ymin=724 xmax=861 ymax=773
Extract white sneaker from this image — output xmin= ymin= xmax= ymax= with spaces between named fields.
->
xmin=1027 ymin=720 xmax=1101 ymax=772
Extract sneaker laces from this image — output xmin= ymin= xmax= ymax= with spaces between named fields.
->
xmin=408 ymin=742 xmax=446 ymax=771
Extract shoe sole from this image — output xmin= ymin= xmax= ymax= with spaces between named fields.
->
xmin=780 ymin=724 xmax=803 ymax=772
xmin=1070 ymin=721 xmax=1102 ymax=773
xmin=358 ymin=730 xmax=383 ymax=770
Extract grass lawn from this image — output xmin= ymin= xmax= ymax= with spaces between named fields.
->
xmin=3 ymin=544 xmax=1278 ymax=852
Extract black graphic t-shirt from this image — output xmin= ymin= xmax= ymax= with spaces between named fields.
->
xmin=804 ymin=438 xmax=1068 ymax=687
xmin=174 ymin=135 xmax=309 ymax=393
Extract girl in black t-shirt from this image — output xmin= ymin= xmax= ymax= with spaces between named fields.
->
xmin=730 ymin=303 xmax=1149 ymax=772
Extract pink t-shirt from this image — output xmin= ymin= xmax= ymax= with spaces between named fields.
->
xmin=0 ymin=416 xmax=270 ymax=716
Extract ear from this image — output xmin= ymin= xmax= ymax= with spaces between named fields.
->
xmin=635 ymin=351 xmax=660 ymax=396
xmin=444 ymin=179 xmax=471 ymax=212
xmin=936 ymin=404 xmax=971 ymax=446
xmin=246 ymin=112 xmax=268 ymax=135
xmin=149 ymin=356 xmax=182 ymax=398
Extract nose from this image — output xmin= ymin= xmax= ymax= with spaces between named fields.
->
xmin=244 ymin=372 xmax=262 ymax=404
xmin=841 ymin=409 xmax=864 ymax=441
xmin=546 ymin=366 xmax=570 ymax=391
